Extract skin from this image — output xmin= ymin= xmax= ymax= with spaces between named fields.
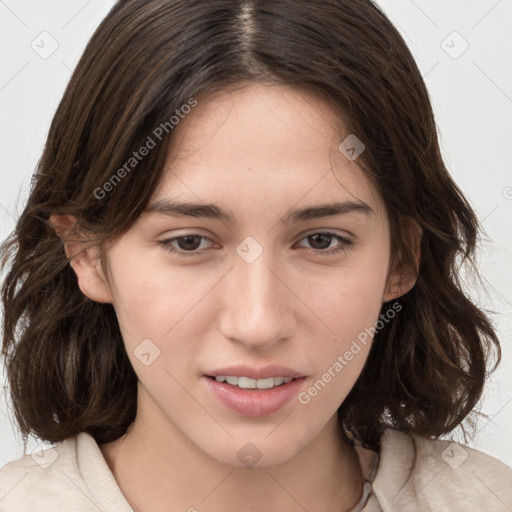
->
xmin=51 ymin=82 xmax=417 ymax=512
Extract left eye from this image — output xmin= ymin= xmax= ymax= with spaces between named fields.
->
xmin=160 ymin=232 xmax=352 ymax=257
xmin=296 ymin=232 xmax=352 ymax=254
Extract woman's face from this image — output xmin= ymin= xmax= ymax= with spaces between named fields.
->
xmin=96 ymin=82 xmax=398 ymax=467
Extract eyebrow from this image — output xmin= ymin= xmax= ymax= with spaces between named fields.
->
xmin=144 ymin=199 xmax=374 ymax=224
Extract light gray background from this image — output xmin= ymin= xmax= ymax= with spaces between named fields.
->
xmin=1 ymin=0 xmax=511 ymax=468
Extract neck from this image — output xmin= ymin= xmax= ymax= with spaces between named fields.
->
xmin=100 ymin=396 xmax=364 ymax=512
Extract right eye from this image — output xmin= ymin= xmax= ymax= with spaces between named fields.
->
xmin=160 ymin=234 xmax=214 ymax=257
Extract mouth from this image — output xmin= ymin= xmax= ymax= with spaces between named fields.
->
xmin=202 ymin=373 xmax=307 ymax=417
xmin=205 ymin=364 xmax=305 ymax=381
xmin=205 ymin=374 xmax=303 ymax=390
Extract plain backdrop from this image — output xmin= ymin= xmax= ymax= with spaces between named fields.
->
xmin=0 ymin=0 xmax=511 ymax=469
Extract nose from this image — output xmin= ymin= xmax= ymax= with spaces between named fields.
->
xmin=218 ymin=248 xmax=296 ymax=350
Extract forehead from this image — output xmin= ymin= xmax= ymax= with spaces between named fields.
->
xmin=151 ymin=82 xmax=383 ymax=219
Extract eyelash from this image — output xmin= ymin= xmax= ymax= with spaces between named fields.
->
xmin=159 ymin=232 xmax=353 ymax=258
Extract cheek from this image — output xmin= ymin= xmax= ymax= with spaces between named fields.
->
xmin=305 ymin=250 xmax=389 ymax=344
xmin=106 ymin=244 xmax=228 ymax=384
xmin=107 ymin=243 xmax=208 ymax=339
xmin=296 ymin=245 xmax=390 ymax=404
xmin=105 ymin=248 xmax=209 ymax=392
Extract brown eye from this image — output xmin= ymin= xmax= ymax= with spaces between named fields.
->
xmin=160 ymin=234 xmax=213 ymax=256
xmin=174 ymin=235 xmax=203 ymax=251
xmin=296 ymin=232 xmax=353 ymax=256
xmin=306 ymin=233 xmax=334 ymax=250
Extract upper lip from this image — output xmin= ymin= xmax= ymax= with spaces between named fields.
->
xmin=205 ymin=365 xmax=305 ymax=380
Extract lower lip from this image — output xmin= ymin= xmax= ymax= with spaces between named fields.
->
xmin=202 ymin=376 xmax=306 ymax=417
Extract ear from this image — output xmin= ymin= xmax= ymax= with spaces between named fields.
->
xmin=49 ymin=214 xmax=113 ymax=304
xmin=383 ymin=219 xmax=422 ymax=302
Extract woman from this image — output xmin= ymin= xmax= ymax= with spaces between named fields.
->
xmin=1 ymin=1 xmax=511 ymax=510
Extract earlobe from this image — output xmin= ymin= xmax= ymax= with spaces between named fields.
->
xmin=49 ymin=214 xmax=113 ymax=304
xmin=383 ymin=219 xmax=422 ymax=303
xmin=383 ymin=268 xmax=417 ymax=302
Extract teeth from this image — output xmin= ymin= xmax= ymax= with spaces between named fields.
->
xmin=214 ymin=376 xmax=293 ymax=389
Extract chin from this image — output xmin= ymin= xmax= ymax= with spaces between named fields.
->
xmin=196 ymin=431 xmax=308 ymax=469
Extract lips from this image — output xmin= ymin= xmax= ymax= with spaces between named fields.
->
xmin=202 ymin=375 xmax=306 ymax=417
xmin=202 ymin=364 xmax=308 ymax=416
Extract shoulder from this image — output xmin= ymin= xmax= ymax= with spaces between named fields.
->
xmin=0 ymin=432 xmax=132 ymax=512
xmin=0 ymin=434 xmax=82 ymax=511
xmin=371 ymin=427 xmax=512 ymax=512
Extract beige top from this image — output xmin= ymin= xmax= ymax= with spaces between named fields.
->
xmin=1 ymin=427 xmax=511 ymax=511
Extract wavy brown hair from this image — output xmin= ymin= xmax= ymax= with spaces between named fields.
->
xmin=1 ymin=0 xmax=501 ymax=453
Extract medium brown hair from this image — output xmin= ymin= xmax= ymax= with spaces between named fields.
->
xmin=1 ymin=0 xmax=500 ymax=452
